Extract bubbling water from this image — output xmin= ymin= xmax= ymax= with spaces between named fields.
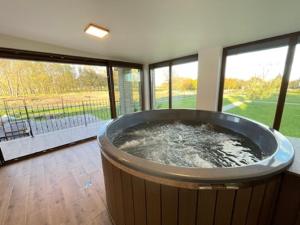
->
xmin=112 ymin=122 xmax=264 ymax=168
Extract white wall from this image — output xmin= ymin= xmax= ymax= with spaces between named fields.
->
xmin=196 ymin=47 xmax=222 ymax=111
xmin=0 ymin=33 xmax=107 ymax=59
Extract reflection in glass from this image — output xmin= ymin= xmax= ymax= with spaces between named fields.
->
xmin=113 ymin=68 xmax=141 ymax=116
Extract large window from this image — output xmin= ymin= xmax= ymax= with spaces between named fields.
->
xmin=172 ymin=62 xmax=198 ymax=109
xmin=151 ymin=66 xmax=169 ymax=109
xmin=149 ymin=54 xmax=198 ymax=109
xmin=0 ymin=48 xmax=143 ymax=163
xmin=113 ymin=67 xmax=142 ymax=116
xmin=219 ymin=33 xmax=300 ymax=139
xmin=280 ymin=44 xmax=300 ymax=138
xmin=221 ymin=46 xmax=288 ymax=127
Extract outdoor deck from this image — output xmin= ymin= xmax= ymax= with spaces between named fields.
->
xmin=0 ymin=121 xmax=107 ymax=161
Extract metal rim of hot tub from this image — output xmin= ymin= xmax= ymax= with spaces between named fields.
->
xmin=98 ymin=109 xmax=294 ymax=186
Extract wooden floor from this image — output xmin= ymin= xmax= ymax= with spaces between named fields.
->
xmin=0 ymin=140 xmax=112 ymax=225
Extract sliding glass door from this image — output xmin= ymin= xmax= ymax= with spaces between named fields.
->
xmin=113 ymin=67 xmax=142 ymax=116
xmin=0 ymin=49 xmax=144 ymax=163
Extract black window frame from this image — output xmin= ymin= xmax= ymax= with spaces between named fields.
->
xmin=217 ymin=31 xmax=300 ymax=130
xmin=148 ymin=54 xmax=198 ymax=109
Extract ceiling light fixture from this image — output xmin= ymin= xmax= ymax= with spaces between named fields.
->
xmin=84 ymin=23 xmax=109 ymax=38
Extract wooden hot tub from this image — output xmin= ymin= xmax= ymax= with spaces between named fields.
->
xmin=99 ymin=110 xmax=294 ymax=225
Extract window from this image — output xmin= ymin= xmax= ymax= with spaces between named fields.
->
xmin=0 ymin=48 xmax=144 ymax=162
xmin=219 ymin=32 xmax=300 ymax=140
xmin=113 ymin=67 xmax=142 ymax=116
xmin=280 ymin=43 xmax=300 ymax=138
xmin=149 ymin=54 xmax=198 ymax=109
xmin=172 ymin=61 xmax=198 ymax=109
xmin=221 ymin=46 xmax=288 ymax=127
xmin=151 ymin=66 xmax=169 ymax=109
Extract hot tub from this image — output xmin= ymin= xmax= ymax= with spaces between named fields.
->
xmin=98 ymin=110 xmax=294 ymax=225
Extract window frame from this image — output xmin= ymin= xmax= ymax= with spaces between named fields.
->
xmin=148 ymin=54 xmax=198 ymax=109
xmin=217 ymin=31 xmax=300 ymax=130
xmin=0 ymin=47 xmax=144 ymax=164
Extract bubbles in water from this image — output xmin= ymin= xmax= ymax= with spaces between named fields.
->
xmin=112 ymin=122 xmax=264 ymax=168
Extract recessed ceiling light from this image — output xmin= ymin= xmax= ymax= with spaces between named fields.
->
xmin=84 ymin=23 xmax=109 ymax=38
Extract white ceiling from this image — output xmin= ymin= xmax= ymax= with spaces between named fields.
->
xmin=1 ymin=0 xmax=300 ymax=64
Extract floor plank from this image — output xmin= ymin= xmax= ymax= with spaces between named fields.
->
xmin=0 ymin=140 xmax=112 ymax=225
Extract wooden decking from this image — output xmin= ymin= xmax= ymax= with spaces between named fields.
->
xmin=0 ymin=140 xmax=112 ymax=225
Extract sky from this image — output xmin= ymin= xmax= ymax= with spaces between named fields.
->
xmin=226 ymin=44 xmax=300 ymax=81
xmin=153 ymin=44 xmax=300 ymax=88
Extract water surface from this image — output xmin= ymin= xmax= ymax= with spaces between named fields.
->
xmin=112 ymin=121 xmax=264 ymax=168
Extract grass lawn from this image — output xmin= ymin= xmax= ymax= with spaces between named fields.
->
xmin=224 ymin=90 xmax=300 ymax=138
xmin=222 ymin=93 xmax=249 ymax=106
xmin=155 ymin=95 xmax=196 ymax=109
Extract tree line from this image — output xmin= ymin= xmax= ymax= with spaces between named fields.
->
xmin=224 ymin=75 xmax=300 ymax=99
xmin=0 ymin=59 xmax=109 ymax=97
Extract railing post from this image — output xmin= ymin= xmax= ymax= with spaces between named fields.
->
xmin=0 ymin=147 xmax=5 ymax=166
xmin=23 ymin=100 xmax=34 ymax=137
xmin=82 ymin=101 xmax=87 ymax=126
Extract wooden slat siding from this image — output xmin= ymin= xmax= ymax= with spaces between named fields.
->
xmin=121 ymin=171 xmax=135 ymax=225
xmin=245 ymin=183 xmax=266 ymax=225
xmin=231 ymin=187 xmax=252 ymax=225
xmin=214 ymin=190 xmax=235 ymax=225
xmin=109 ymin=160 xmax=118 ymax=224
xmin=258 ymin=176 xmax=282 ymax=225
xmin=273 ymin=174 xmax=300 ymax=225
xmin=101 ymin=156 xmax=112 ymax=212
xmin=178 ymin=189 xmax=198 ymax=225
xmin=102 ymin=155 xmax=114 ymax=217
xmin=197 ymin=190 xmax=217 ymax=225
xmin=161 ymin=185 xmax=179 ymax=225
xmin=112 ymin=166 xmax=125 ymax=225
xmin=145 ymin=181 xmax=161 ymax=225
xmin=295 ymin=212 xmax=300 ymax=225
xmin=132 ymin=176 xmax=147 ymax=225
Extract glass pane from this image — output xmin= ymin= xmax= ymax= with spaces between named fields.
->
xmin=172 ymin=61 xmax=198 ymax=109
xmin=151 ymin=67 xmax=169 ymax=109
xmin=0 ymin=58 xmax=110 ymax=160
xmin=222 ymin=46 xmax=288 ymax=127
xmin=280 ymin=44 xmax=300 ymax=138
xmin=113 ymin=67 xmax=141 ymax=116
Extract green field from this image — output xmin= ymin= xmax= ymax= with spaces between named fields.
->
xmin=223 ymin=90 xmax=300 ymax=138
xmin=153 ymin=89 xmax=300 ymax=138
xmin=154 ymin=95 xmax=196 ymax=109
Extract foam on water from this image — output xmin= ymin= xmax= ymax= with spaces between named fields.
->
xmin=112 ymin=122 xmax=264 ymax=168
